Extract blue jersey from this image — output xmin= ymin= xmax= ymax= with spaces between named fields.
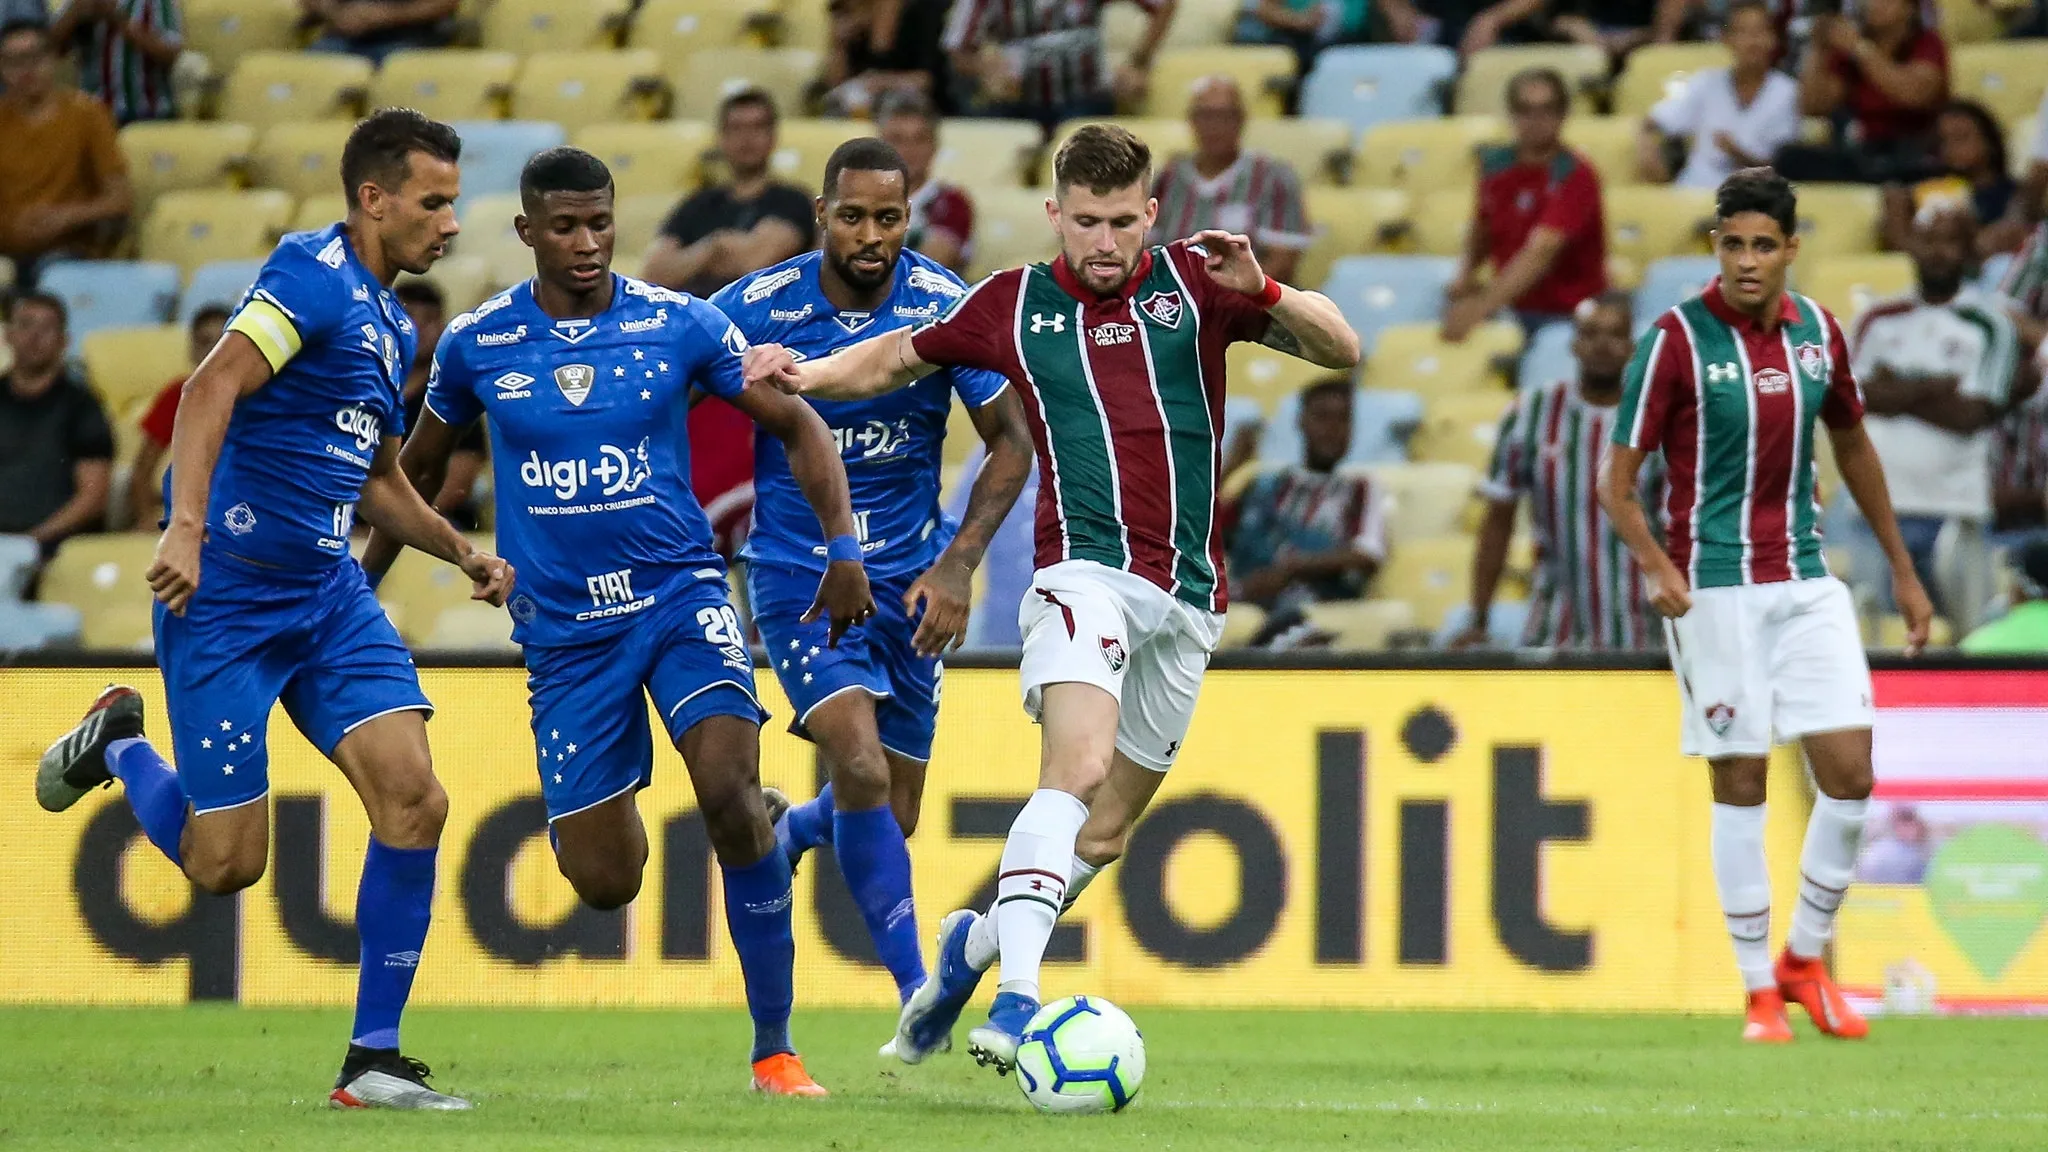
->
xmin=712 ymin=250 xmax=1009 ymax=580
xmin=207 ymin=224 xmax=414 ymax=568
xmin=426 ymin=275 xmax=746 ymax=648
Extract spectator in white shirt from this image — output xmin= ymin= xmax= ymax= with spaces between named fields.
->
xmin=1636 ymin=1 xmax=1798 ymax=188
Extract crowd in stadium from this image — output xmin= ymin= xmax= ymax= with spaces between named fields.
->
xmin=2 ymin=0 xmax=2047 ymax=655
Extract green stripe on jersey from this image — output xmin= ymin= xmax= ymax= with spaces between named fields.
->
xmin=1674 ymin=298 xmax=1752 ymax=588
xmin=1017 ymin=268 xmax=1127 ymax=572
xmin=1785 ymin=296 xmax=1830 ymax=581
xmin=1146 ymin=255 xmax=1221 ymax=602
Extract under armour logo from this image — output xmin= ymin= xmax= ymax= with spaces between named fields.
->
xmin=1705 ymin=362 xmax=1739 ymax=383
xmin=1165 ymin=740 xmax=1181 ymax=758
xmin=1030 ymin=313 xmax=1066 ymax=334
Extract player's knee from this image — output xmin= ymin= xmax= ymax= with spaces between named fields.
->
xmin=1708 ymin=760 xmax=1769 ymax=807
xmin=381 ymin=777 xmax=449 ymax=848
xmin=697 ymin=778 xmax=773 ymax=862
xmin=186 ymin=846 xmax=265 ymax=894
xmin=829 ymin=747 xmax=891 ymax=810
xmin=1818 ymin=760 xmax=1874 ymax=802
xmin=570 ymin=867 xmax=643 ymax=910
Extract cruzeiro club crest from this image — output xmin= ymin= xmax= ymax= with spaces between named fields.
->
xmin=1099 ymin=635 xmax=1128 ymax=674
xmin=1795 ymin=341 xmax=1826 ymax=381
xmin=1136 ymin=290 xmax=1183 ymax=330
xmin=554 ymin=363 xmax=595 ymax=406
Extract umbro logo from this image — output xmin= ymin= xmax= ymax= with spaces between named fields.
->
xmin=493 ymin=371 xmax=534 ymax=398
xmin=383 ymin=950 xmax=421 ymax=968
xmin=1030 ymin=313 xmax=1066 ymax=334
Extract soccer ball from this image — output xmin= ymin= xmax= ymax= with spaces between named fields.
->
xmin=1013 ymin=995 xmax=1146 ymax=1114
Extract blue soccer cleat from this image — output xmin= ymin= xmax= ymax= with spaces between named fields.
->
xmin=967 ymin=989 xmax=1039 ymax=1075
xmin=891 ymin=908 xmax=988 ymax=1064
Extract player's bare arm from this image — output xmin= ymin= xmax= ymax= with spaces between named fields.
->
xmin=747 ymin=327 xmax=940 ymax=401
xmin=359 ymin=409 xmax=466 ymax=582
xmin=730 ymin=380 xmax=879 ymax=644
xmin=146 ymin=330 xmax=273 ymax=615
xmin=356 ymin=434 xmax=515 ymax=606
xmin=906 ymin=389 xmax=1033 ymax=656
xmin=1827 ymin=420 xmax=1934 ymax=654
xmin=1598 ymin=444 xmax=1691 ymax=619
xmin=1191 ymin=229 xmax=1361 ymax=369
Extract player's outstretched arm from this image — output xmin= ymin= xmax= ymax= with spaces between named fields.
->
xmin=146 ymin=331 xmax=273 ymax=615
xmin=1598 ymin=444 xmax=1691 ymax=620
xmin=906 ymin=389 xmax=1034 ymax=655
xmin=1191 ymin=229 xmax=1362 ymax=370
xmin=746 ymin=328 xmax=939 ymax=402
xmin=357 ymin=435 xmax=516 ymax=606
xmin=361 ymin=411 xmax=466 ymax=584
xmin=1828 ymin=422 xmax=1933 ymax=654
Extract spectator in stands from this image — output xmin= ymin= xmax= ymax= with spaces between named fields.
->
xmin=1226 ymin=378 xmax=1389 ymax=618
xmin=1884 ymin=101 xmax=2024 ymax=257
xmin=1779 ymin=0 xmax=1948 ymax=185
xmin=0 ymin=19 xmax=132 ymax=285
xmin=1376 ymin=0 xmax=1543 ymax=55
xmin=643 ymin=89 xmax=815 ymax=300
xmin=823 ymin=0 xmax=953 ymax=117
xmin=128 ymin=302 xmax=224 ymax=529
xmin=1456 ymin=292 xmax=1660 ymax=651
xmin=1233 ymin=0 xmax=1368 ymax=78
xmin=1148 ymin=75 xmax=1311 ymax=286
xmin=944 ymin=0 xmax=1174 ymax=129
xmin=49 ymin=0 xmax=183 ymax=124
xmin=1649 ymin=0 xmax=1794 ymax=50
xmin=1961 ymin=540 xmax=2048 ymax=653
xmin=1996 ymin=88 xmax=2048 ymax=267
xmin=1547 ymin=0 xmax=1660 ymax=62
xmin=0 ymin=292 xmax=112 ymax=555
xmin=1636 ymin=2 xmax=1799 ymax=190
xmin=1443 ymin=67 xmax=1607 ymax=342
xmin=879 ymin=93 xmax=975 ymax=274
xmin=301 ymin=0 xmax=454 ymax=66
xmin=394 ymin=279 xmax=484 ymax=529
xmin=1854 ymin=199 xmax=2020 ymax=635
xmin=1991 ymin=385 xmax=2048 ymax=548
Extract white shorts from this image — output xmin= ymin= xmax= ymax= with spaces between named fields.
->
xmin=1017 ymin=560 xmax=1225 ymax=772
xmin=1664 ymin=577 xmax=1873 ymax=759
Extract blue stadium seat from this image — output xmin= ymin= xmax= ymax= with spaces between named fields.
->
xmin=1517 ymin=321 xmax=1576 ymax=390
xmin=181 ymin=259 xmax=267 ymax=326
xmin=1433 ymin=601 xmax=1530 ymax=648
xmin=451 ymin=120 xmax=568 ymax=203
xmin=1298 ymin=45 xmax=1456 ymax=135
xmin=1319 ymin=255 xmax=1457 ymax=353
xmin=1259 ymin=386 xmax=1421 ymax=467
xmin=1221 ymin=394 xmax=1263 ymax=454
xmin=0 ymin=534 xmax=37 ymax=601
xmin=40 ymin=260 xmax=179 ymax=350
xmin=0 ymin=601 xmax=83 ymax=652
xmin=1633 ymin=256 xmax=1719 ymax=331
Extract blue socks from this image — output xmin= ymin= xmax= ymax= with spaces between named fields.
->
xmin=777 ymin=781 xmax=836 ymax=864
xmin=351 ymin=837 xmax=437 ymax=1051
xmin=107 ymin=737 xmax=187 ymax=867
xmin=723 ymin=848 xmax=797 ymax=1063
xmin=834 ymin=803 xmax=926 ymax=1000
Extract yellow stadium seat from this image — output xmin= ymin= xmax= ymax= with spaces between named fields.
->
xmin=514 ymin=51 xmax=662 ymax=131
xmin=1105 ymin=0 xmax=1238 ymax=59
xmin=119 ymin=122 xmax=253 ymax=209
xmin=378 ymin=535 xmax=494 ymax=644
xmin=770 ymin=118 xmax=872 ymax=192
xmin=1612 ymin=42 xmax=1731 ymax=117
xmin=422 ymin=602 xmax=519 ymax=652
xmin=1873 ymin=613 xmax=1954 ymax=649
xmin=574 ymin=121 xmax=713 ymax=200
xmin=1218 ymin=602 xmax=1268 ymax=650
xmin=183 ymin=0 xmax=298 ymax=72
xmin=1353 ymin=116 xmax=1507 ymax=194
xmin=403 ymin=254 xmax=495 ymax=315
xmin=1951 ymin=46 xmax=2048 ymax=124
xmin=1048 ymin=119 xmax=1195 ymax=183
xmin=220 ymin=51 xmax=370 ymax=127
xmin=1795 ymin=253 xmax=1915 ymax=326
xmin=1143 ymin=45 xmax=1296 ymax=119
xmin=293 ymin=197 xmax=348 ymax=233
xmin=671 ymin=48 xmax=820 ymax=121
xmin=1371 ymin=535 xmax=1476 ymax=630
xmin=369 ymin=50 xmax=516 ymax=121
xmin=482 ymin=0 xmax=632 ymax=53
xmin=450 ymin=193 xmax=530 ymax=285
xmin=1299 ymin=187 xmax=1406 ymax=289
xmin=141 ymin=189 xmax=294 ymax=276
xmin=81 ymin=325 xmax=187 ymax=417
xmin=250 ymin=121 xmax=352 ymax=203
xmin=1562 ymin=115 xmax=1641 ymax=187
xmin=40 ymin=535 xmax=158 ymax=649
xmin=1404 ymin=188 xmax=1474 ymax=257
xmin=1248 ymin=116 xmax=1351 ymax=187
xmin=929 ymin=119 xmax=1044 ymax=190
xmin=1369 ymin=461 xmax=1481 ymax=539
xmin=1791 ymin=182 xmax=1881 ymax=258
xmin=631 ymin=0 xmax=776 ymax=63
xmin=1364 ymin=320 xmax=1522 ymax=397
xmin=2015 ymin=117 xmax=2037 ymax=180
xmin=969 ymin=188 xmax=1058 ymax=281
xmin=1455 ymin=44 xmax=1606 ymax=116
xmin=1226 ymin=341 xmax=1340 ymax=416
xmin=616 ymin=193 xmax=679 ymax=264
xmin=1304 ymin=598 xmax=1416 ymax=650
xmin=1604 ymin=184 xmax=1715 ymax=268
xmin=1409 ymin=392 xmax=1512 ymax=470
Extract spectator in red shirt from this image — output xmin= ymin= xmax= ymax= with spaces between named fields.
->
xmin=1779 ymin=0 xmax=1947 ymax=184
xmin=1444 ymin=67 xmax=1607 ymax=343
xmin=878 ymin=92 xmax=975 ymax=275
xmin=127 ymin=301 xmax=225 ymax=528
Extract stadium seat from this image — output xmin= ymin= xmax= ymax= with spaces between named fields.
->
xmin=370 ymin=50 xmax=516 ymax=122
xmin=1404 ymin=189 xmax=1473 ymax=257
xmin=141 ymin=189 xmax=294 ymax=277
xmin=1940 ymin=0 xmax=2007 ymax=44
xmin=119 ymin=122 xmax=253 ymax=209
xmin=1105 ymin=0 xmax=1237 ymax=59
xmin=292 ymin=197 xmax=348 ymax=233
xmin=403 ymin=254 xmax=494 ymax=315
xmin=1562 ymin=115 xmax=1641 ymax=187
xmin=1258 ymin=387 xmax=1421 ymax=467
xmin=183 ymin=0 xmax=298 ymax=71
xmin=1517 ymin=321 xmax=1577 ymax=390
xmin=1217 ymin=602 xmax=1267 ymax=650
xmin=1248 ymin=116 xmax=1352 ymax=187
xmin=41 ymin=261 xmax=181 ymax=349
xmin=968 ymin=188 xmax=1059 ymax=280
xmin=770 ymin=118 xmax=872 ymax=191
xmin=2012 ymin=117 xmax=2036 ymax=180
xmin=1049 ymin=119 xmax=1195 ymax=181
xmin=451 ymin=120 xmax=568 ymax=200
xmin=1796 ymin=253 xmax=1915 ymax=326
xmin=1299 ymin=187 xmax=1407 ymax=289
xmin=181 ymin=259 xmax=265 ymax=325
xmin=1874 ymin=613 xmax=1954 ymax=650
xmin=1226 ymin=340 xmax=1340 ymax=416
xmin=220 ymin=51 xmax=371 ymax=127
xmin=249 ymin=121 xmax=352 ymax=203
xmin=1298 ymin=45 xmax=1457 ymax=135
xmin=1142 ymin=45 xmax=1296 ymax=119
xmin=1368 ymin=461 xmax=1480 ymax=539
xmin=1371 ymin=535 xmax=1476 ymax=630
xmin=631 ymin=0 xmax=776 ymax=63
xmin=1612 ymin=42 xmax=1731 ymax=117
xmin=0 ymin=534 xmax=39 ymax=600
xmin=1432 ymin=600 xmax=1530 ymax=648
xmin=1304 ymin=598 xmax=1416 ymax=650
xmin=1791 ymin=183 xmax=1881 ymax=258
xmin=1634 ymin=255 xmax=1720 ymax=328
xmin=80 ymin=325 xmax=186 ymax=417
xmin=0 ymin=601 xmax=82 ymax=652
xmin=1319 ymin=256 xmax=1459 ymax=353
xmin=450 ymin=192 xmax=529 ymax=283
xmin=573 ymin=121 xmax=713 ymax=199
xmin=39 ymin=535 xmax=159 ymax=650
xmin=670 ymin=49 xmax=821 ymax=121
xmin=1365 ymin=320 xmax=1521 ymax=398
xmin=1604 ymin=184 xmax=1715 ymax=269
xmin=482 ymin=0 xmax=632 ymax=53
xmin=422 ymin=603 xmax=518 ymax=652
xmin=1950 ymin=43 xmax=2048 ymax=126
xmin=615 ymin=193 xmax=680 ymax=264
xmin=930 ymin=119 xmax=1043 ymax=190
xmin=1409 ymin=392 xmax=1512 ymax=470
xmin=1455 ymin=44 xmax=1605 ymax=116
xmin=513 ymin=51 xmax=662 ymax=131
xmin=378 ymin=535 xmax=495 ymax=644
xmin=1352 ymin=115 xmax=1506 ymax=193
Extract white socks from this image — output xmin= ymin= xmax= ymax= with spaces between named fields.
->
xmin=1062 ymin=855 xmax=1101 ymax=912
xmin=966 ymin=851 xmax=1101 ymax=976
xmin=986 ymin=789 xmax=1089 ymax=1001
xmin=1711 ymin=802 xmax=1775 ymax=993
xmin=1788 ymin=794 xmax=1869 ymax=960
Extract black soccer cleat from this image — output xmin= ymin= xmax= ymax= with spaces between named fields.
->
xmin=37 ymin=685 xmax=145 ymax=812
xmin=330 ymin=1045 xmax=472 ymax=1110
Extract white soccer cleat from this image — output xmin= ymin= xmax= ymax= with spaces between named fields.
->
xmin=330 ymin=1050 xmax=472 ymax=1111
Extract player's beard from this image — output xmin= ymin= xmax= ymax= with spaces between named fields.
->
xmin=1067 ymin=250 xmax=1137 ymax=294
xmin=832 ymin=246 xmax=895 ymax=294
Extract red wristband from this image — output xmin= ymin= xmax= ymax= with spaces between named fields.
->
xmin=1250 ymin=276 xmax=1284 ymax=309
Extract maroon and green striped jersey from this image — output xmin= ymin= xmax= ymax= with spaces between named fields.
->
xmin=1616 ymin=280 xmax=1863 ymax=589
xmin=910 ymin=241 xmax=1271 ymax=611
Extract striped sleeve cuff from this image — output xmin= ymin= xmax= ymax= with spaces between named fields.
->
xmin=227 ymin=297 xmax=303 ymax=372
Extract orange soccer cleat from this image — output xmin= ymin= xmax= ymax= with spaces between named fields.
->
xmin=1776 ymin=949 xmax=1869 ymax=1039
xmin=1743 ymin=988 xmax=1794 ymax=1043
xmin=750 ymin=1052 xmax=829 ymax=1097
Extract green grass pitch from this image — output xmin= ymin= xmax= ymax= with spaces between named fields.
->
xmin=4 ymin=1007 xmax=2045 ymax=1150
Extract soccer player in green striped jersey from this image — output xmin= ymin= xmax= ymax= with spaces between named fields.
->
xmin=743 ymin=125 xmax=1361 ymax=1073
xmin=1599 ymin=168 xmax=1933 ymax=1045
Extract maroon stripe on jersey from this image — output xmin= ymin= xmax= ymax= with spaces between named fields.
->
xmin=1747 ymin=339 xmax=1797 ymax=584
xmin=1584 ymin=408 xmax=1603 ymax=640
xmin=1652 ymin=320 xmax=1703 ymax=580
xmin=1539 ymin=396 xmax=1571 ymax=642
xmin=1850 ymin=298 xmax=1917 ymax=349
xmin=1082 ymin=315 xmax=1180 ymax=589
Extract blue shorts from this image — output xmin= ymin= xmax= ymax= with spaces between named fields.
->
xmin=748 ymin=563 xmax=941 ymax=762
xmin=526 ymin=580 xmax=768 ymax=821
xmin=155 ymin=551 xmax=432 ymax=815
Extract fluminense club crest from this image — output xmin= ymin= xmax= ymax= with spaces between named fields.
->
xmin=1136 ymin=290 xmax=1183 ymax=330
xmin=1795 ymin=341 xmax=1826 ymax=381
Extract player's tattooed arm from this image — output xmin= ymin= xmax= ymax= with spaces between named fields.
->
xmin=1260 ymin=287 xmax=1361 ymax=370
xmin=907 ymin=389 xmax=1032 ymax=655
xmin=1260 ymin=320 xmax=1304 ymax=358
xmin=358 ymin=435 xmax=516 ymax=606
xmin=361 ymin=410 xmax=466 ymax=583
xmin=732 ymin=382 xmax=879 ymax=643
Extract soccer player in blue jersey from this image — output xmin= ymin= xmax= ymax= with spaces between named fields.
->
xmin=710 ymin=137 xmax=1033 ymax=1063
xmin=34 ymin=109 xmax=515 ymax=1109
xmin=362 ymin=147 xmax=874 ymax=1097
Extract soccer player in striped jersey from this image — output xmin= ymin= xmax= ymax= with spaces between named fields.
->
xmin=1599 ymin=167 xmax=1933 ymax=1044
xmin=1459 ymin=291 xmax=1664 ymax=650
xmin=743 ymin=124 xmax=1362 ymax=1072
